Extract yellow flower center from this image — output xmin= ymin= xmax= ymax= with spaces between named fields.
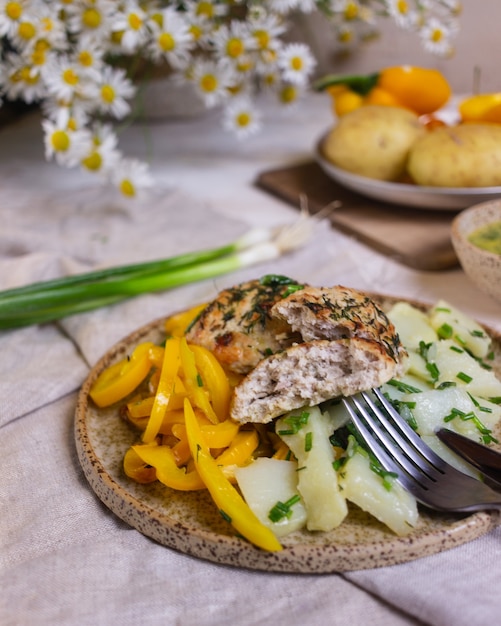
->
xmin=344 ymin=2 xmax=359 ymax=20
xmin=158 ymin=32 xmax=175 ymax=51
xmin=14 ymin=66 xmax=39 ymax=85
xmin=18 ymin=21 xmax=36 ymax=40
xmin=236 ymin=112 xmax=251 ymax=128
xmin=200 ymin=74 xmax=217 ymax=93
xmin=128 ymin=13 xmax=142 ymax=30
xmin=431 ymin=28 xmax=444 ymax=43
xmin=280 ymin=85 xmax=297 ymax=105
xmin=150 ymin=12 xmax=162 ymax=28
xmin=226 ymin=38 xmax=244 ymax=58
xmin=5 ymin=1 xmax=22 ymax=20
xmin=51 ymin=130 xmax=70 ymax=152
xmin=290 ymin=56 xmax=303 ymax=72
xmin=111 ymin=30 xmax=124 ymax=44
xmin=63 ymin=68 xmax=79 ymax=86
xmin=189 ymin=24 xmax=202 ymax=41
xmin=41 ymin=16 xmax=54 ymax=32
xmin=78 ymin=50 xmax=93 ymax=67
xmin=253 ymin=30 xmax=269 ymax=50
xmin=338 ymin=29 xmax=353 ymax=43
xmin=82 ymin=8 xmax=101 ymax=29
xmin=67 ymin=117 xmax=78 ymax=131
xmin=82 ymin=152 xmax=103 ymax=171
xmin=196 ymin=1 xmax=214 ymax=18
xmin=120 ymin=179 xmax=136 ymax=197
xmin=101 ymin=85 xmax=115 ymax=103
xmin=397 ymin=0 xmax=408 ymax=14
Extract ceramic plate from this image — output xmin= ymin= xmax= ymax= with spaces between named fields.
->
xmin=315 ymin=131 xmax=501 ymax=211
xmin=75 ymin=295 xmax=501 ymax=573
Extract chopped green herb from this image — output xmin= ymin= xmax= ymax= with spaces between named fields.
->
xmin=418 ymin=340 xmax=431 ymax=360
xmin=196 ymin=373 xmax=204 ymax=387
xmin=304 ymin=431 xmax=313 ymax=452
xmin=277 ymin=411 xmax=310 ymax=436
xmin=489 ymin=397 xmax=501 ymax=405
xmin=219 ymin=509 xmax=232 ymax=523
xmin=426 ymin=362 xmax=440 ymax=382
xmin=456 ymin=371 xmax=473 ymax=383
xmin=437 ymin=381 xmax=457 ymax=390
xmin=386 ymin=379 xmax=422 ymax=394
xmin=488 ymin=351 xmax=495 ymax=360
xmin=455 ymin=334 xmax=467 ymax=346
xmin=435 ymin=307 xmax=451 ymax=313
xmin=332 ymin=457 xmax=347 ymax=471
xmin=449 ymin=346 xmax=464 ymax=354
xmin=268 ymin=494 xmax=301 ymax=523
xmin=471 ymin=329 xmax=486 ymax=338
xmin=438 ymin=323 xmax=453 ymax=339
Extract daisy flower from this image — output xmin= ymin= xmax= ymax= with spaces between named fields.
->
xmin=419 ymin=16 xmax=455 ymax=56
xmin=42 ymin=56 xmax=98 ymax=101
xmin=0 ymin=0 xmax=28 ymax=37
xmin=223 ymin=97 xmax=262 ymax=140
xmin=112 ymin=158 xmax=154 ymax=197
xmin=111 ymin=1 xmax=149 ymax=53
xmin=277 ymin=43 xmax=316 ymax=86
xmin=95 ymin=65 xmax=136 ymax=119
xmin=81 ymin=123 xmax=121 ymax=175
xmin=3 ymin=53 xmax=45 ymax=103
xmin=277 ymin=81 xmax=305 ymax=107
xmin=148 ymin=7 xmax=194 ymax=69
xmin=386 ymin=0 xmax=419 ymax=29
xmin=42 ymin=118 xmax=92 ymax=167
xmin=65 ymin=0 xmax=116 ymax=40
xmin=211 ymin=21 xmax=256 ymax=66
xmin=190 ymin=58 xmax=235 ymax=108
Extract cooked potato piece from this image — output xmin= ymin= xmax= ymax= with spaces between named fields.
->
xmin=407 ymin=124 xmax=501 ymax=187
xmin=339 ymin=448 xmax=418 ymax=536
xmin=322 ymin=105 xmax=425 ymax=181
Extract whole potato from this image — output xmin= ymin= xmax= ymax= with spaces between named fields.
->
xmin=407 ymin=124 xmax=501 ymax=187
xmin=322 ymin=105 xmax=425 ymax=181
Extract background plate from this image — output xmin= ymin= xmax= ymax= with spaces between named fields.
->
xmin=316 ymin=132 xmax=501 ymax=211
xmin=75 ymin=295 xmax=501 ymax=573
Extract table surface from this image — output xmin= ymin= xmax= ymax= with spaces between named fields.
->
xmin=2 ymin=92 xmax=501 ymax=626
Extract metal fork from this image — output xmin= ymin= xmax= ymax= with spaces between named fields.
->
xmin=342 ymin=388 xmax=501 ymax=512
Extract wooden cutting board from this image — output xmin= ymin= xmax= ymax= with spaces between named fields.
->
xmin=255 ymin=161 xmax=459 ymax=271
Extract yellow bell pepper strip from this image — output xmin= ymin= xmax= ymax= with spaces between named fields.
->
xmin=459 ymin=93 xmax=501 ymax=122
xmin=132 ymin=443 xmax=206 ymax=491
xmin=190 ymin=344 xmax=231 ymax=421
xmin=215 ymin=430 xmax=260 ymax=481
xmin=164 ymin=302 xmax=208 ymax=337
xmin=179 ymin=337 xmax=219 ymax=425
xmin=90 ymin=342 xmax=155 ymax=408
xmin=315 ymin=65 xmax=451 ymax=116
xmin=123 ymin=446 xmax=157 ymax=484
xmin=183 ymin=398 xmax=282 ymax=551
xmin=171 ymin=423 xmax=193 ymax=466
xmin=142 ymin=337 xmax=181 ymax=443
xmin=201 ymin=419 xmax=240 ymax=448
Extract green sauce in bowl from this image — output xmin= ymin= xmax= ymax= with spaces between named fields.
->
xmin=469 ymin=220 xmax=501 ymax=255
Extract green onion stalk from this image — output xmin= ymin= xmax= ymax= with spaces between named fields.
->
xmin=0 ymin=211 xmax=318 ymax=330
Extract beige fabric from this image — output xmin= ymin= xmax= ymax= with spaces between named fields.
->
xmin=1 ymin=185 xmax=501 ymax=626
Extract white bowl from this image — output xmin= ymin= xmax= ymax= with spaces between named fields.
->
xmin=451 ymin=200 xmax=501 ymax=304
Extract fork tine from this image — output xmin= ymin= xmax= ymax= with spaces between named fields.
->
xmin=342 ymin=394 xmax=429 ymax=497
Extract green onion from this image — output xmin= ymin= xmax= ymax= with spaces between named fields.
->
xmin=0 ymin=216 xmax=317 ymax=330
xmin=268 ymin=494 xmax=301 ymax=523
xmin=437 ymin=323 xmax=453 ymax=339
xmin=304 ymin=431 xmax=313 ymax=452
xmin=456 ymin=371 xmax=473 ymax=383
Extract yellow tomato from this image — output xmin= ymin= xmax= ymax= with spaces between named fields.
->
xmin=459 ymin=93 xmax=501 ymax=122
xmin=378 ymin=66 xmax=451 ymax=115
xmin=333 ymin=89 xmax=364 ymax=116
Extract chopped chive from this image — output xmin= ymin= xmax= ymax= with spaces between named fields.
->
xmin=426 ymin=362 xmax=440 ymax=382
xmin=196 ymin=373 xmax=204 ymax=387
xmin=471 ymin=329 xmax=486 ymax=337
xmin=456 ymin=371 xmax=473 ymax=383
xmin=304 ymin=431 xmax=313 ymax=452
xmin=449 ymin=346 xmax=463 ymax=354
xmin=437 ymin=381 xmax=457 ymax=390
xmin=332 ymin=458 xmax=346 ymax=471
xmin=438 ymin=323 xmax=453 ymax=339
xmin=435 ymin=307 xmax=451 ymax=313
xmin=219 ymin=509 xmax=232 ymax=523
xmin=386 ymin=379 xmax=422 ymax=394
xmin=277 ymin=411 xmax=310 ymax=436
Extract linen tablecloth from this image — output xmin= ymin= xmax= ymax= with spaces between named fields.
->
xmin=2 ymin=181 xmax=501 ymax=626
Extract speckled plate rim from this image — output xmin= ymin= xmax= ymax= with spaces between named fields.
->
xmin=315 ymin=131 xmax=501 ymax=211
xmin=74 ymin=294 xmax=501 ymax=573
